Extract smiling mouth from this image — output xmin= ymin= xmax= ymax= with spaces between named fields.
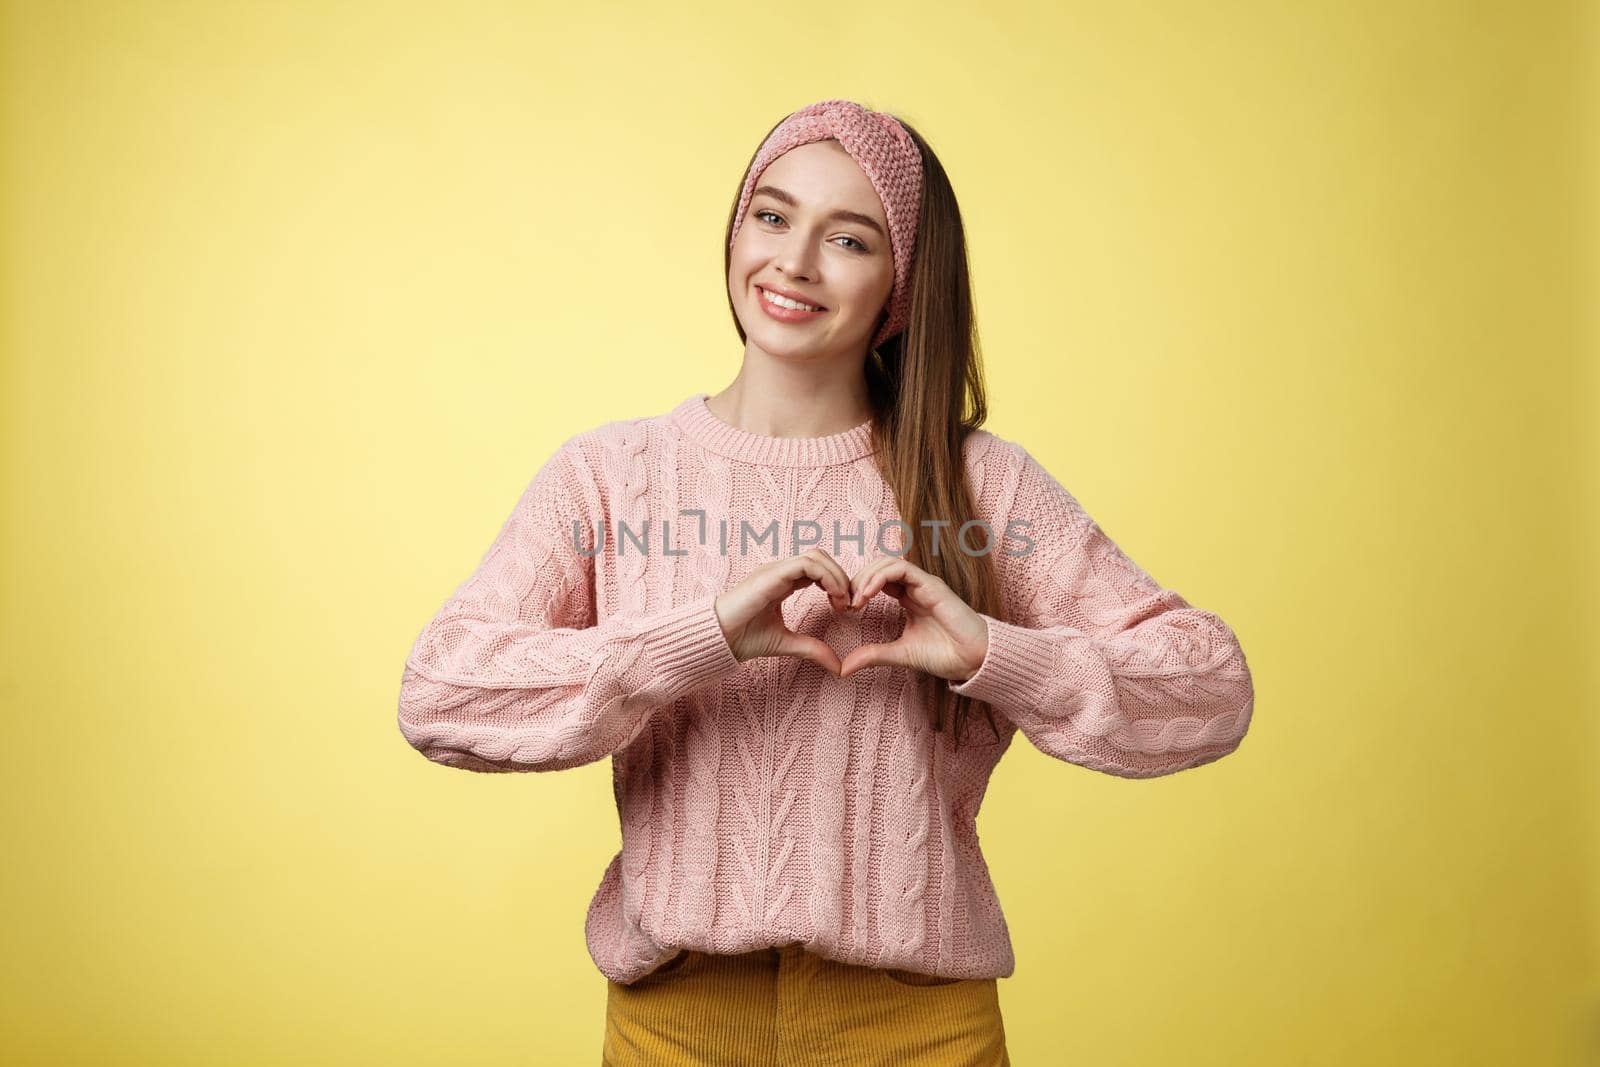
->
xmin=758 ymin=286 xmax=827 ymax=313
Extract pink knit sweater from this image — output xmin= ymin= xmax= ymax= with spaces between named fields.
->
xmin=397 ymin=392 xmax=1254 ymax=984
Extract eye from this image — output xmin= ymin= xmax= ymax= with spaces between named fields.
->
xmin=752 ymin=208 xmax=869 ymax=253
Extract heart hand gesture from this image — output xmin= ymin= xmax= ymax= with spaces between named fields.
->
xmin=837 ymin=555 xmax=989 ymax=683
xmin=712 ymin=549 xmax=990 ymax=683
xmin=713 ymin=548 xmax=857 ymax=677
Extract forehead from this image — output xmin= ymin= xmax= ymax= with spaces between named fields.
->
xmin=756 ymin=141 xmax=884 ymax=221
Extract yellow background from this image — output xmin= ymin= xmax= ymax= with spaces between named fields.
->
xmin=3 ymin=1 xmax=1595 ymax=1063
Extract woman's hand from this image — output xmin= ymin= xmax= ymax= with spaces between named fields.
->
xmin=714 ymin=548 xmax=857 ymax=677
xmin=838 ymin=556 xmax=990 ymax=683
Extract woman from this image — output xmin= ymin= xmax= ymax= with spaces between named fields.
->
xmin=397 ymin=98 xmax=1255 ymax=1066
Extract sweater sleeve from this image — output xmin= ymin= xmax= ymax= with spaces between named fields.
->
xmin=948 ymin=446 xmax=1254 ymax=778
xmin=396 ymin=442 xmax=743 ymax=773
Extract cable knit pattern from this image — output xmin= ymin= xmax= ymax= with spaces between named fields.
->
xmin=672 ymin=448 xmax=732 ymax=948
xmin=807 ymin=456 xmax=883 ymax=957
xmin=946 ymin=448 xmax=1256 ymax=779
xmin=397 ymin=392 xmax=1256 ymax=983
xmin=609 ymin=426 xmax=657 ymax=978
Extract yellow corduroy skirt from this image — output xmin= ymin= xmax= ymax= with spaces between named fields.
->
xmin=601 ymin=942 xmax=1010 ymax=1066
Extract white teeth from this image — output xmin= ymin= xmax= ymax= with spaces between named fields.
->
xmin=761 ymin=287 xmax=822 ymax=312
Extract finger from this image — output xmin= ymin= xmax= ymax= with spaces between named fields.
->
xmin=800 ymin=548 xmax=854 ymax=612
xmin=839 ymin=639 xmax=912 ymax=678
xmin=852 ymin=558 xmax=935 ymax=608
xmin=848 ymin=554 xmax=899 ymax=608
xmin=758 ymin=554 xmax=838 ymax=608
xmin=775 ymin=631 xmax=844 ymax=678
xmin=791 ymin=551 xmax=851 ymax=608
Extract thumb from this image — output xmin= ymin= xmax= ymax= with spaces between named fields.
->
xmin=775 ymin=631 xmax=844 ymax=678
xmin=839 ymin=640 xmax=910 ymax=679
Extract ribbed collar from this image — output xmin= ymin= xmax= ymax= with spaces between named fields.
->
xmin=669 ymin=393 xmax=878 ymax=467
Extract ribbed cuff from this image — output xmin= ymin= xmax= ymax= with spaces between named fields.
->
xmin=948 ymin=614 xmax=1072 ymax=716
xmin=638 ymin=595 xmax=744 ymax=703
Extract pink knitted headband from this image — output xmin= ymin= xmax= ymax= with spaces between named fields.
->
xmin=729 ymin=99 xmax=924 ymax=348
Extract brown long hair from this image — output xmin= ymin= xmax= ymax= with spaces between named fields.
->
xmin=723 ymin=108 xmax=1007 ymax=750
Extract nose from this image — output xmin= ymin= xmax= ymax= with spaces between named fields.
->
xmin=773 ymin=240 xmax=820 ymax=282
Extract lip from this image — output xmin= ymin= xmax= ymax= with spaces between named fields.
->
xmin=756 ymin=283 xmax=829 ymax=323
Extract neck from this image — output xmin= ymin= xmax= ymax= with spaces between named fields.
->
xmin=706 ymin=351 xmax=873 ymax=438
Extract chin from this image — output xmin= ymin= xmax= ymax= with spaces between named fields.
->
xmin=747 ymin=318 xmax=866 ymax=361
xmin=753 ymin=333 xmax=828 ymax=361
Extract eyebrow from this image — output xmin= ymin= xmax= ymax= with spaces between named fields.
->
xmin=751 ymin=185 xmax=887 ymax=238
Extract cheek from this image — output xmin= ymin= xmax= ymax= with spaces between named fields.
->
xmin=728 ymin=241 xmax=768 ymax=285
xmin=841 ymin=267 xmax=895 ymax=314
xmin=726 ymin=251 xmax=756 ymax=292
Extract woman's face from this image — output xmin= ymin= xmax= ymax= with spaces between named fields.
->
xmin=728 ymin=140 xmax=896 ymax=361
